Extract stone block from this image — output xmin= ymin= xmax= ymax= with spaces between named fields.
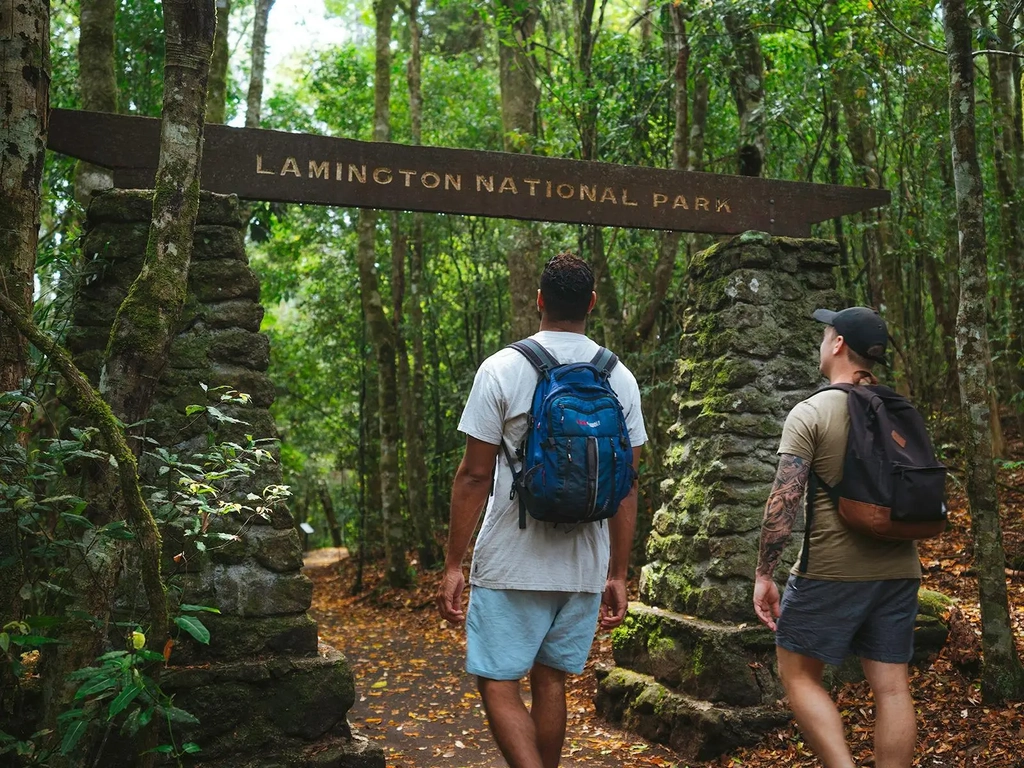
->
xmin=169 ymin=613 xmax=319 ymax=664
xmin=190 ymin=259 xmax=261 ymax=302
xmin=201 ymin=299 xmax=265 ymax=331
xmin=594 ymin=666 xmax=791 ymax=762
xmin=82 ymin=222 xmax=150 ymax=262
xmin=193 ymin=225 xmax=246 ymax=261
xmin=87 ymin=189 xmax=155 ymax=223
xmin=207 ymin=364 xmax=277 ymax=407
xmin=611 ymin=603 xmax=779 ymax=706
xmin=211 ymin=565 xmax=312 ymax=617
xmin=208 ymin=328 xmax=271 ymax=370
xmin=252 ymin=528 xmax=305 ymax=572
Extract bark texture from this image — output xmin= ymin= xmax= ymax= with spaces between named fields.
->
xmin=724 ymin=9 xmax=765 ymax=177
xmin=206 ymin=0 xmax=232 ymax=123
xmin=404 ymin=0 xmax=436 ymax=568
xmin=245 ymin=0 xmax=274 ymax=128
xmin=943 ymin=0 xmax=1024 ymax=704
xmin=633 ymin=3 xmax=688 ymax=348
xmin=0 ymin=0 xmax=48 ymax=634
xmin=74 ymin=0 xmax=116 ymax=204
xmin=498 ymin=0 xmax=542 ymax=342
xmin=357 ymin=0 xmax=409 ymax=587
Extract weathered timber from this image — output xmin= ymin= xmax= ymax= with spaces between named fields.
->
xmin=48 ymin=108 xmax=889 ymax=236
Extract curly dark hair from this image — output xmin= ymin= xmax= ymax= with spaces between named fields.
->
xmin=539 ymin=250 xmax=595 ymax=322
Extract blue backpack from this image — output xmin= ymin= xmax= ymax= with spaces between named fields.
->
xmin=501 ymin=339 xmax=635 ymax=529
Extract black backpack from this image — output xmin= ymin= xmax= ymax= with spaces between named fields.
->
xmin=798 ymin=383 xmax=947 ymax=573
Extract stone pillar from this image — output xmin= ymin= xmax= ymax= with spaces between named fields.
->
xmin=69 ymin=191 xmax=384 ymax=768
xmin=594 ymin=232 xmax=841 ymax=761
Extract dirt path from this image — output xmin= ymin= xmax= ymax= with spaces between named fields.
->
xmin=306 ymin=563 xmax=682 ymax=768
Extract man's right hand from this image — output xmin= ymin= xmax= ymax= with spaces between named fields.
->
xmin=753 ymin=574 xmax=781 ymax=631
xmin=436 ymin=566 xmax=466 ymax=624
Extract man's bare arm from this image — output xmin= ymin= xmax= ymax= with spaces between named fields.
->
xmin=755 ymin=454 xmax=810 ymax=578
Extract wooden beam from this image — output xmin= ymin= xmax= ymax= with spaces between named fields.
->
xmin=48 ymin=109 xmax=889 ymax=236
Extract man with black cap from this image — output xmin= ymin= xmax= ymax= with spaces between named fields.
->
xmin=753 ymin=307 xmax=920 ymax=768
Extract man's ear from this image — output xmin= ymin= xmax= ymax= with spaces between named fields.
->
xmin=536 ymin=289 xmax=544 ymax=313
xmin=587 ymin=291 xmax=597 ymax=314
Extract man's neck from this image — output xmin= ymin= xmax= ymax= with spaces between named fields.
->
xmin=538 ymin=318 xmax=587 ymax=334
xmin=828 ymin=366 xmax=871 ymax=385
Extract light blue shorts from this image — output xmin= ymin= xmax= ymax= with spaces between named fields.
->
xmin=465 ymin=587 xmax=602 ymax=680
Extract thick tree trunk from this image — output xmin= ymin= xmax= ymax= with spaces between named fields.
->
xmin=633 ymin=3 xmax=687 ymax=348
xmin=74 ymin=0 xmax=116 ymax=204
xmin=724 ymin=9 xmax=765 ymax=176
xmin=245 ymin=0 xmax=274 ymax=128
xmin=206 ymin=0 xmax=231 ymax=123
xmin=0 ymin=0 xmax=48 ymax=643
xmin=358 ymin=0 xmax=408 ymax=587
xmin=943 ymin=0 xmax=1024 ymax=704
xmin=498 ymin=0 xmax=542 ymax=341
xmin=986 ymin=8 xmax=1024 ymax=394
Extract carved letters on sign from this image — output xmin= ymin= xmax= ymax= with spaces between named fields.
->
xmin=47 ymin=109 xmax=890 ymax=236
xmin=253 ymin=154 xmax=733 ymax=215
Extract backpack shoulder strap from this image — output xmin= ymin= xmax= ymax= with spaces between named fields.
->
xmin=509 ymin=339 xmax=559 ymax=377
xmin=590 ymin=347 xmax=619 ymax=378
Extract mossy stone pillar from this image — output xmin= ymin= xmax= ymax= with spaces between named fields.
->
xmin=595 ymin=232 xmax=841 ymax=761
xmin=69 ymin=191 xmax=383 ymax=768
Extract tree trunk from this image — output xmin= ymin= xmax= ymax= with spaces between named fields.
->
xmin=206 ymin=0 xmax=231 ymax=123
xmin=724 ymin=9 xmax=765 ymax=176
xmin=943 ymin=0 xmax=1024 ymax=704
xmin=358 ymin=0 xmax=408 ymax=587
xmin=0 ymin=0 xmax=48 ymax=644
xmin=319 ymin=483 xmax=343 ymax=548
xmin=498 ymin=0 xmax=542 ymax=341
xmin=245 ymin=0 xmax=274 ymax=128
xmin=986 ymin=7 xmax=1024 ymax=395
xmin=633 ymin=2 xmax=687 ymax=348
xmin=404 ymin=0 xmax=437 ymax=569
xmin=74 ymin=0 xmax=116 ymax=204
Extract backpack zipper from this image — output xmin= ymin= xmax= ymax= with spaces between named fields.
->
xmin=586 ymin=436 xmax=598 ymax=517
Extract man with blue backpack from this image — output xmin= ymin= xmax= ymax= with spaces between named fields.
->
xmin=436 ymin=251 xmax=646 ymax=768
xmin=753 ymin=306 xmax=946 ymax=768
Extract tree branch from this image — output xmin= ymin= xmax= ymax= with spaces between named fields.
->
xmin=0 ymin=290 xmax=168 ymax=645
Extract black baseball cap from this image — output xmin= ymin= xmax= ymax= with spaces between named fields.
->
xmin=812 ymin=307 xmax=889 ymax=364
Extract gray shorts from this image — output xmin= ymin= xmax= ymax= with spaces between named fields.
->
xmin=775 ymin=575 xmax=920 ymax=665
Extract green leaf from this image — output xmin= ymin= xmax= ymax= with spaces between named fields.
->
xmin=135 ymin=649 xmax=165 ymax=663
xmin=185 ymin=405 xmax=206 ymax=416
xmin=145 ymin=744 xmax=175 ymax=754
xmin=159 ymin=706 xmax=199 ymax=725
xmin=174 ymin=615 xmax=210 ymax=644
xmin=182 ymin=742 xmax=201 ymax=754
xmin=138 ymin=707 xmax=154 ymax=728
xmin=179 ymin=604 xmax=221 ymax=614
xmin=59 ymin=720 xmax=88 ymax=756
xmin=74 ymin=675 xmax=118 ymax=700
xmin=108 ymin=683 xmax=144 ymax=719
xmin=59 ymin=512 xmax=94 ymax=529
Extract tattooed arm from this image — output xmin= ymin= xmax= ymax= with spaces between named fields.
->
xmin=753 ymin=453 xmax=810 ymax=630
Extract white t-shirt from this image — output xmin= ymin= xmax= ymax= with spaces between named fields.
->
xmin=457 ymin=331 xmax=648 ymax=593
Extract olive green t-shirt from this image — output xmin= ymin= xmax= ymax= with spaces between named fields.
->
xmin=779 ymin=389 xmax=922 ymax=581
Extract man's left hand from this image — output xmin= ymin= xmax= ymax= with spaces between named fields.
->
xmin=599 ymin=577 xmax=628 ymax=629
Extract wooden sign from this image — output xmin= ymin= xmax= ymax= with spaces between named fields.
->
xmin=48 ymin=109 xmax=889 ymax=236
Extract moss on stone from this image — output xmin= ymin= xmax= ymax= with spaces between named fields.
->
xmin=917 ymin=589 xmax=954 ymax=618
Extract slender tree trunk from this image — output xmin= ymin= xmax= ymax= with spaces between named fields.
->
xmin=319 ymin=483 xmax=343 ymax=548
xmin=0 ymin=0 xmax=48 ymax=643
xmin=74 ymin=0 xmax=116 ymax=204
xmin=724 ymin=9 xmax=765 ymax=176
xmin=358 ymin=0 xmax=408 ymax=587
xmin=245 ymin=0 xmax=274 ymax=128
xmin=943 ymin=0 xmax=1024 ymax=704
xmin=206 ymin=0 xmax=231 ymax=123
xmin=498 ymin=0 xmax=542 ymax=341
xmin=633 ymin=2 xmax=687 ymax=348
xmin=404 ymin=0 xmax=437 ymax=568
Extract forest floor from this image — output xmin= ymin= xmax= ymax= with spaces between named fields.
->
xmin=307 ymin=430 xmax=1024 ymax=768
